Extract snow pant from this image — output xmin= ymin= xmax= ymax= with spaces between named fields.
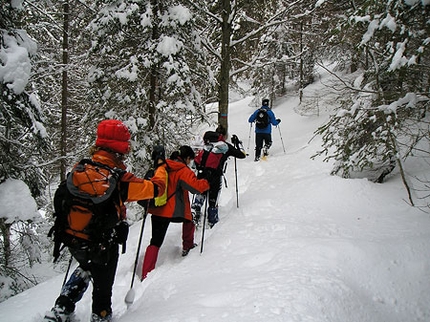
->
xmin=141 ymin=215 xmax=195 ymax=279
xmin=192 ymin=174 xmax=222 ymax=225
xmin=55 ymin=243 xmax=119 ymax=318
xmin=255 ymin=132 xmax=272 ymax=159
xmin=141 ymin=245 xmax=159 ymax=280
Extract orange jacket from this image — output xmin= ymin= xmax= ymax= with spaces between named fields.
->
xmin=149 ymin=158 xmax=209 ymax=222
xmin=92 ymin=150 xmax=167 ymax=218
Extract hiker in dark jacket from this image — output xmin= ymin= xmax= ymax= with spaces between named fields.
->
xmin=44 ymin=120 xmax=166 ymax=322
xmin=141 ymin=145 xmax=210 ymax=279
xmin=192 ymin=125 xmax=246 ymax=228
xmin=248 ymin=98 xmax=281 ymax=161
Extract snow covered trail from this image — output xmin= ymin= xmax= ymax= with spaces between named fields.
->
xmin=115 ymin=94 xmax=430 ymax=322
xmin=1 ymin=68 xmax=430 ymax=322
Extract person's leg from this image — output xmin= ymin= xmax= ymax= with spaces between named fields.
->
xmin=207 ymin=176 xmax=221 ymax=227
xmin=255 ymin=133 xmax=263 ymax=161
xmin=91 ymin=245 xmax=119 ymax=320
xmin=149 ymin=215 xmax=170 ymax=247
xmin=263 ymin=133 xmax=272 ymax=156
xmin=44 ymin=249 xmax=91 ymax=321
xmin=207 ymin=206 xmax=219 ymax=228
xmin=141 ymin=215 xmax=170 ymax=279
xmin=208 ymin=176 xmax=221 ymax=210
xmin=141 ymin=244 xmax=160 ymax=279
xmin=191 ymin=193 xmax=205 ymax=224
xmin=182 ymin=220 xmax=196 ymax=256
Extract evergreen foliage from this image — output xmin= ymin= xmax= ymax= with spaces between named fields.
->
xmin=86 ymin=0 xmax=210 ymax=173
xmin=0 ymin=0 xmax=50 ymax=302
xmin=313 ymin=0 xmax=429 ymax=199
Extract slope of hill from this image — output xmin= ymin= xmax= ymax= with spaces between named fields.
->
xmin=1 ymin=67 xmax=429 ymax=322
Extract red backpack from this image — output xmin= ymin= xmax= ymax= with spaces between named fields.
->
xmin=195 ymin=131 xmax=228 ymax=172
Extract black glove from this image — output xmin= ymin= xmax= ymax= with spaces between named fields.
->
xmin=276 ymin=119 xmax=281 ymax=123
xmin=144 ymin=168 xmax=154 ymax=180
xmin=231 ymin=134 xmax=238 ymax=145
xmin=231 ymin=134 xmax=242 ymax=148
xmin=151 ymin=145 xmax=166 ymax=168
xmin=114 ymin=221 xmax=129 ymax=245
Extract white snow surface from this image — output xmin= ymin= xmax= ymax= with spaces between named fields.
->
xmin=1 ymin=68 xmax=430 ymax=322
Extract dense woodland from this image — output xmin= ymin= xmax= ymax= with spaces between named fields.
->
xmin=1 ymin=0 xmax=429 ymax=301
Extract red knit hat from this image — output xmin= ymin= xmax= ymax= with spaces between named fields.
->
xmin=95 ymin=120 xmax=131 ymax=154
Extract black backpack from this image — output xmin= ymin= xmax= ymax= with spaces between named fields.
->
xmin=255 ymin=108 xmax=269 ymax=129
xmin=48 ymin=159 xmax=125 ymax=262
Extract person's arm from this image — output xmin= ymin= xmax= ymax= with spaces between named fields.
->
xmin=248 ymin=110 xmax=257 ymax=123
xmin=227 ymin=142 xmax=246 ymax=159
xmin=178 ymin=168 xmax=210 ymax=195
xmin=120 ymin=165 xmax=167 ymax=202
xmin=269 ymin=110 xmax=281 ymax=126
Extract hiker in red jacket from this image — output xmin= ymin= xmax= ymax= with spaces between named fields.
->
xmin=141 ymin=145 xmax=210 ymax=279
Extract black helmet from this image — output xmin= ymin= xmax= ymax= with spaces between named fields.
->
xmin=262 ymin=98 xmax=269 ymax=106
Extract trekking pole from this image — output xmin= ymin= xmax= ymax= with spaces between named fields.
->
xmin=234 ymin=157 xmax=239 ymax=208
xmin=125 ymin=201 xmax=149 ymax=307
xmin=200 ymin=192 xmax=209 ymax=254
xmin=278 ymin=125 xmax=286 ymax=153
xmin=246 ymin=123 xmax=252 ymax=155
xmin=61 ymin=255 xmax=73 ymax=288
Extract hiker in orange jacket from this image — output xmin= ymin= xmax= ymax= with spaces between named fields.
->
xmin=44 ymin=120 xmax=166 ymax=322
xmin=141 ymin=145 xmax=210 ymax=280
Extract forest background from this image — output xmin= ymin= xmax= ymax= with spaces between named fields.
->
xmin=1 ymin=0 xmax=429 ymax=301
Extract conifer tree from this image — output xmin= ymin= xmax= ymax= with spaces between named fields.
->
xmin=0 ymin=0 xmax=49 ymax=300
xmin=87 ymin=0 xmax=209 ymax=171
xmin=314 ymin=0 xmax=430 ymax=206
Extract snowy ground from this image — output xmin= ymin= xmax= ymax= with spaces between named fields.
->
xmin=1 ymin=68 xmax=430 ymax=322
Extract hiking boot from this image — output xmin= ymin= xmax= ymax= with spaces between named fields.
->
xmin=254 ymin=156 xmax=260 ymax=162
xmin=207 ymin=207 xmax=219 ymax=228
xmin=263 ymin=147 xmax=268 ymax=156
xmin=90 ymin=312 xmax=113 ymax=322
xmin=43 ymin=305 xmax=71 ymax=322
xmin=182 ymin=243 xmax=197 ymax=257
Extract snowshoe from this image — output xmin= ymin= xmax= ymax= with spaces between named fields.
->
xmin=263 ymin=146 xmax=268 ymax=156
xmin=43 ymin=306 xmax=71 ymax=322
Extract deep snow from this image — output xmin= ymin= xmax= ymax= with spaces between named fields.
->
xmin=1 ymin=68 xmax=430 ymax=322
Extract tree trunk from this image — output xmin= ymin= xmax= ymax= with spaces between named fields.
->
xmin=149 ymin=0 xmax=159 ymax=129
xmin=218 ymin=0 xmax=232 ymax=133
xmin=0 ymin=218 xmax=11 ymax=268
xmin=299 ymin=20 xmax=304 ymax=104
xmin=60 ymin=0 xmax=69 ymax=181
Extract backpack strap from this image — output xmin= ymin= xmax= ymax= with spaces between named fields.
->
xmin=66 ymin=159 xmax=122 ymax=204
xmin=200 ymin=149 xmax=211 ymax=168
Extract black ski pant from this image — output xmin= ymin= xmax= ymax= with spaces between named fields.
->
xmin=55 ymin=244 xmax=119 ymax=317
xmin=255 ymin=132 xmax=272 ymax=158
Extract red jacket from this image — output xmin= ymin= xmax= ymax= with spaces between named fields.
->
xmin=149 ymin=158 xmax=209 ymax=222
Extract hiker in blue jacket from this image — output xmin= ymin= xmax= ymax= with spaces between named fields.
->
xmin=248 ymin=98 xmax=281 ymax=161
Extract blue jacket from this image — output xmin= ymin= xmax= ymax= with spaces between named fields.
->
xmin=248 ymin=106 xmax=280 ymax=134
